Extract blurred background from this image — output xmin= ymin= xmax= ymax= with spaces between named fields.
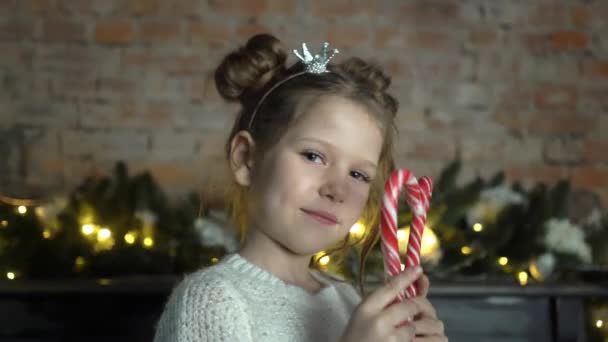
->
xmin=0 ymin=0 xmax=607 ymax=341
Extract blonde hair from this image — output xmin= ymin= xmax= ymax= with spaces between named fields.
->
xmin=215 ymin=34 xmax=398 ymax=291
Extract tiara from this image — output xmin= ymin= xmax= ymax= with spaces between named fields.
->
xmin=247 ymin=41 xmax=339 ymax=129
xmin=293 ymin=42 xmax=339 ymax=74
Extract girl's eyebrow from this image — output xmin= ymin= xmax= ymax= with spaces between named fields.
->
xmin=294 ymin=137 xmax=378 ymax=170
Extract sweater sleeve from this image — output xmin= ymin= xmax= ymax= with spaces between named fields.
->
xmin=154 ymin=271 xmax=253 ymax=342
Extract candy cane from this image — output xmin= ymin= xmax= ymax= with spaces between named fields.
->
xmin=380 ymin=169 xmax=433 ymax=301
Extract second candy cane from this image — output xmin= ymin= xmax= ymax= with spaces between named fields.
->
xmin=380 ymin=169 xmax=433 ymax=300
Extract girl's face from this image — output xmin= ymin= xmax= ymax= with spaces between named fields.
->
xmin=248 ymin=95 xmax=384 ymax=256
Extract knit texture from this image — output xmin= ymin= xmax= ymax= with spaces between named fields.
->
xmin=154 ymin=253 xmax=362 ymax=342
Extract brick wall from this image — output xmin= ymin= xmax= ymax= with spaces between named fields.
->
xmin=0 ymin=0 xmax=606 ymax=208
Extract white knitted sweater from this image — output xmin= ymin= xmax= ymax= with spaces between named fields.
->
xmin=154 ymin=253 xmax=362 ymax=342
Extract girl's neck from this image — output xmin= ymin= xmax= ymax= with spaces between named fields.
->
xmin=238 ymin=229 xmax=324 ymax=294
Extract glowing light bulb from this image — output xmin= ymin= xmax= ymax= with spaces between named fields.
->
xmin=498 ymin=257 xmax=509 ymax=266
xmin=518 ymin=271 xmax=529 ymax=286
xmin=211 ymin=257 xmax=219 ymax=264
xmin=124 ymin=232 xmax=136 ymax=244
xmin=350 ymin=223 xmax=364 ymax=235
xmin=596 ymin=320 xmax=604 ymax=328
xmin=143 ymin=237 xmax=154 ymax=248
xmin=397 ymin=229 xmax=407 ymax=240
xmin=318 ymin=255 xmax=330 ymax=266
xmin=6 ymin=272 xmax=15 ymax=280
xmin=17 ymin=206 xmax=27 ymax=215
xmin=473 ymin=223 xmax=483 ymax=232
xmin=97 ymin=228 xmax=111 ymax=241
xmin=1 ymin=220 xmax=8 ymax=228
xmin=81 ymin=224 xmax=95 ymax=235
xmin=461 ymin=246 xmax=472 ymax=255
xmin=42 ymin=229 xmax=51 ymax=239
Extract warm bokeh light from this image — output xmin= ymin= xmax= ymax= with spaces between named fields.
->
xmin=318 ymin=255 xmax=330 ymax=266
xmin=498 ymin=257 xmax=509 ymax=266
xmin=0 ymin=220 xmax=7 ymax=228
xmin=97 ymin=228 xmax=112 ymax=241
xmin=518 ymin=271 xmax=529 ymax=285
xmin=17 ymin=206 xmax=27 ymax=215
xmin=473 ymin=223 xmax=483 ymax=232
xmin=461 ymin=246 xmax=472 ymax=255
xmin=124 ymin=232 xmax=136 ymax=244
xmin=42 ymin=229 xmax=52 ymax=239
xmin=596 ymin=320 xmax=604 ymax=329
xmin=349 ymin=222 xmax=364 ymax=237
xmin=143 ymin=237 xmax=154 ymax=248
xmin=398 ymin=226 xmax=440 ymax=259
xmin=6 ymin=272 xmax=15 ymax=280
xmin=81 ymin=224 xmax=95 ymax=235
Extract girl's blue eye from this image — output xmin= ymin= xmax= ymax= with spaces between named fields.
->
xmin=302 ymin=151 xmax=324 ymax=164
xmin=351 ymin=170 xmax=371 ymax=183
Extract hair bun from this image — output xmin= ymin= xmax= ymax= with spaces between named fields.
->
xmin=338 ymin=57 xmax=398 ymax=117
xmin=215 ymin=33 xmax=288 ymax=103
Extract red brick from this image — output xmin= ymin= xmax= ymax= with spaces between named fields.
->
xmin=383 ymin=59 xmax=409 ymax=79
xmin=529 ymin=4 xmax=569 ymax=27
xmin=327 ymin=27 xmax=369 ymax=48
xmin=550 ymin=31 xmax=588 ymax=50
xmin=496 ymin=85 xmax=533 ymax=112
xmin=404 ymin=140 xmax=456 ymax=160
xmin=25 ymin=0 xmax=54 ymax=14
xmin=571 ymin=167 xmax=608 ymax=189
xmin=583 ymin=140 xmax=608 ymax=162
xmin=311 ymin=0 xmax=375 ymax=17
xmin=533 ymin=84 xmax=577 ymax=111
xmin=157 ymin=0 xmax=202 ymax=16
xmin=129 ymin=0 xmax=158 ymax=15
xmin=405 ymin=31 xmax=451 ymax=51
xmin=521 ymin=32 xmax=549 ymax=52
xmin=506 ymin=165 xmax=569 ymax=185
xmin=398 ymin=2 xmax=461 ymax=25
xmin=95 ymin=21 xmax=134 ymax=44
xmin=208 ymin=0 xmax=267 ymax=16
xmin=583 ymin=61 xmax=608 ymax=80
xmin=141 ymin=21 xmax=181 ymax=44
xmin=0 ymin=21 xmax=34 ymax=41
xmin=97 ymin=78 xmax=136 ymax=95
xmin=469 ymin=29 xmax=497 ymax=46
xmin=44 ymin=19 xmax=84 ymax=42
xmin=571 ymin=5 xmax=591 ymax=27
xmin=189 ymin=22 xmax=231 ymax=48
xmin=236 ymin=23 xmax=272 ymax=40
xmin=374 ymin=28 xmax=403 ymax=48
xmin=165 ymin=55 xmax=204 ymax=75
xmin=527 ymin=112 xmax=596 ymax=134
xmin=266 ymin=0 xmax=296 ymax=14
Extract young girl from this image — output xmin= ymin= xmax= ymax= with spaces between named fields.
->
xmin=154 ymin=33 xmax=447 ymax=342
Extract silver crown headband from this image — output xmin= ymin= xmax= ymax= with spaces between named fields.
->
xmin=246 ymin=42 xmax=339 ymax=130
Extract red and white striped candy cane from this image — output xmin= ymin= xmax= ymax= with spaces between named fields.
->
xmin=380 ymin=169 xmax=433 ymax=301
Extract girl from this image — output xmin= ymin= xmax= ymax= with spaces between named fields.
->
xmin=154 ymin=33 xmax=447 ymax=342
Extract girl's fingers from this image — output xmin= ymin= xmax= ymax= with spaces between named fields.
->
xmin=381 ymin=299 xmax=421 ymax=327
xmin=411 ymin=296 xmax=438 ymax=319
xmin=416 ymin=273 xmax=430 ymax=297
xmin=413 ymin=316 xmax=445 ymax=336
xmin=363 ymin=266 xmax=423 ymax=313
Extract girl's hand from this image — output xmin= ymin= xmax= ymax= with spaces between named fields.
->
xmin=411 ymin=274 xmax=447 ymax=341
xmin=339 ymin=266 xmax=424 ymax=342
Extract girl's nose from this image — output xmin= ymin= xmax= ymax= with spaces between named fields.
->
xmin=319 ymin=174 xmax=347 ymax=203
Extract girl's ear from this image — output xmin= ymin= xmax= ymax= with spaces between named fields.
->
xmin=229 ymin=131 xmax=255 ymax=186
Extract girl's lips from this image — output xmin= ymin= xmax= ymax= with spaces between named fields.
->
xmin=301 ymin=209 xmax=339 ymax=225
